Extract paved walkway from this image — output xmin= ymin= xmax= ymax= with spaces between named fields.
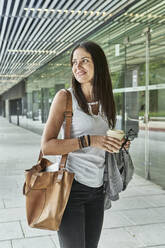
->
xmin=0 ymin=116 xmax=165 ymax=248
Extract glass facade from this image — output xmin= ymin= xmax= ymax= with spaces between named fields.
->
xmin=8 ymin=0 xmax=165 ymax=188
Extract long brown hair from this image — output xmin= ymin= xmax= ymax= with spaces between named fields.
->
xmin=70 ymin=41 xmax=116 ymax=128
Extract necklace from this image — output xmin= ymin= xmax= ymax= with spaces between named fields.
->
xmin=87 ymin=101 xmax=99 ymax=106
xmin=87 ymin=101 xmax=100 ymax=116
xmin=87 ymin=101 xmax=107 ymax=121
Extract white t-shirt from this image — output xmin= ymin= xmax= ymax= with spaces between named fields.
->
xmin=47 ymin=88 xmax=109 ymax=188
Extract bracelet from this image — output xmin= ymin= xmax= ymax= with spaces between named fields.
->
xmin=87 ymin=135 xmax=91 ymax=146
xmin=78 ymin=135 xmax=90 ymax=148
xmin=83 ymin=136 xmax=88 ymax=147
xmin=80 ymin=136 xmax=86 ymax=148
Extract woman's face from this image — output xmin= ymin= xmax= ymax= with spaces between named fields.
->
xmin=72 ymin=47 xmax=94 ymax=84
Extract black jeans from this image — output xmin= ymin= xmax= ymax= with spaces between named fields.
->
xmin=58 ymin=179 xmax=105 ymax=248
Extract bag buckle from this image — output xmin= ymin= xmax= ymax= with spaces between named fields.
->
xmin=56 ymin=166 xmax=65 ymax=182
xmin=57 ymin=173 xmax=63 ymax=181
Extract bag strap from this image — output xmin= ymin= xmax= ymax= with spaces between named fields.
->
xmin=58 ymin=89 xmax=72 ymax=170
xmin=37 ymin=89 xmax=73 ymax=175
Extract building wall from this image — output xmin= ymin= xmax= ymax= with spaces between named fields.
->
xmin=0 ymin=81 xmax=25 ymax=120
xmin=1 ymin=81 xmax=25 ymax=101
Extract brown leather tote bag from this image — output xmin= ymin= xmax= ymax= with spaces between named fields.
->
xmin=23 ymin=90 xmax=74 ymax=231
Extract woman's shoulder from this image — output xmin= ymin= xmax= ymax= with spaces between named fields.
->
xmin=55 ymin=87 xmax=77 ymax=112
xmin=55 ymin=88 xmax=72 ymax=98
xmin=51 ymin=89 xmax=68 ymax=112
xmin=53 ymin=88 xmax=74 ymax=106
xmin=56 ymin=87 xmax=72 ymax=96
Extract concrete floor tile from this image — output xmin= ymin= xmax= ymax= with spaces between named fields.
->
xmin=1 ymin=175 xmax=25 ymax=191
xmin=0 ymin=241 xmax=12 ymax=248
xmin=126 ymin=223 xmax=165 ymax=246
xmin=0 ymin=222 xmax=23 ymax=241
xmin=12 ymin=236 xmax=56 ymax=248
xmin=144 ymin=246 xmax=165 ymax=248
xmin=130 ymin=175 xmax=155 ymax=186
xmin=121 ymin=185 xmax=164 ymax=198
xmin=0 ymin=169 xmax=25 ymax=177
xmin=121 ymin=187 xmax=146 ymax=198
xmin=98 ymin=228 xmax=144 ymax=248
xmin=111 ymin=196 xmax=154 ymax=211
xmin=136 ymin=185 xmax=165 ymax=195
xmin=0 ymin=187 xmax=20 ymax=198
xmin=103 ymin=210 xmax=134 ymax=228
xmin=154 ymin=207 xmax=165 ymax=219
xmin=0 ymin=177 xmax=17 ymax=189
xmin=122 ymin=208 xmax=165 ymax=225
xmin=0 ymin=174 xmax=19 ymax=181
xmin=3 ymin=197 xmax=25 ymax=208
xmin=144 ymin=195 xmax=165 ymax=207
xmin=0 ymin=208 xmax=26 ymax=222
xmin=0 ymin=199 xmax=4 ymax=208
xmin=21 ymin=220 xmax=55 ymax=237
xmin=16 ymin=175 xmax=26 ymax=189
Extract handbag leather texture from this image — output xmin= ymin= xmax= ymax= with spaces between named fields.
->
xmin=23 ymin=89 xmax=75 ymax=231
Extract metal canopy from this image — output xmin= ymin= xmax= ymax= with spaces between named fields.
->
xmin=0 ymin=0 xmax=136 ymax=95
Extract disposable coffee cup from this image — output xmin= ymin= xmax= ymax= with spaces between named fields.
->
xmin=107 ymin=129 xmax=125 ymax=141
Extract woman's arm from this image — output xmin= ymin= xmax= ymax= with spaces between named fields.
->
xmin=41 ymin=89 xmax=122 ymax=155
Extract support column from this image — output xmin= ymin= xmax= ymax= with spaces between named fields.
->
xmin=144 ymin=27 xmax=151 ymax=180
xmin=27 ymin=93 xmax=33 ymax=118
xmin=32 ymin=91 xmax=39 ymax=121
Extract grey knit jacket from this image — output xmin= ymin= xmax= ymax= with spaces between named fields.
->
xmin=103 ymin=149 xmax=134 ymax=210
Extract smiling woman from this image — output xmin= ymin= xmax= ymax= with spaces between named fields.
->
xmin=41 ymin=41 xmax=130 ymax=248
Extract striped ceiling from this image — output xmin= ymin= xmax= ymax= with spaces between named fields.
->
xmin=0 ymin=0 xmax=138 ymax=95
xmin=0 ymin=0 xmax=165 ymax=95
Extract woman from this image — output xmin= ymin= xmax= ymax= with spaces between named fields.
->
xmin=41 ymin=41 xmax=128 ymax=248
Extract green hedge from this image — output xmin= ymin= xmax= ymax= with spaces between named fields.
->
xmin=139 ymin=111 xmax=165 ymax=118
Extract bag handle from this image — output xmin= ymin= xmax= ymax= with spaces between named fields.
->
xmin=37 ymin=89 xmax=72 ymax=181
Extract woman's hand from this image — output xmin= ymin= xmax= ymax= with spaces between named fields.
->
xmin=121 ymin=138 xmax=131 ymax=150
xmin=91 ymin=135 xmax=122 ymax=153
